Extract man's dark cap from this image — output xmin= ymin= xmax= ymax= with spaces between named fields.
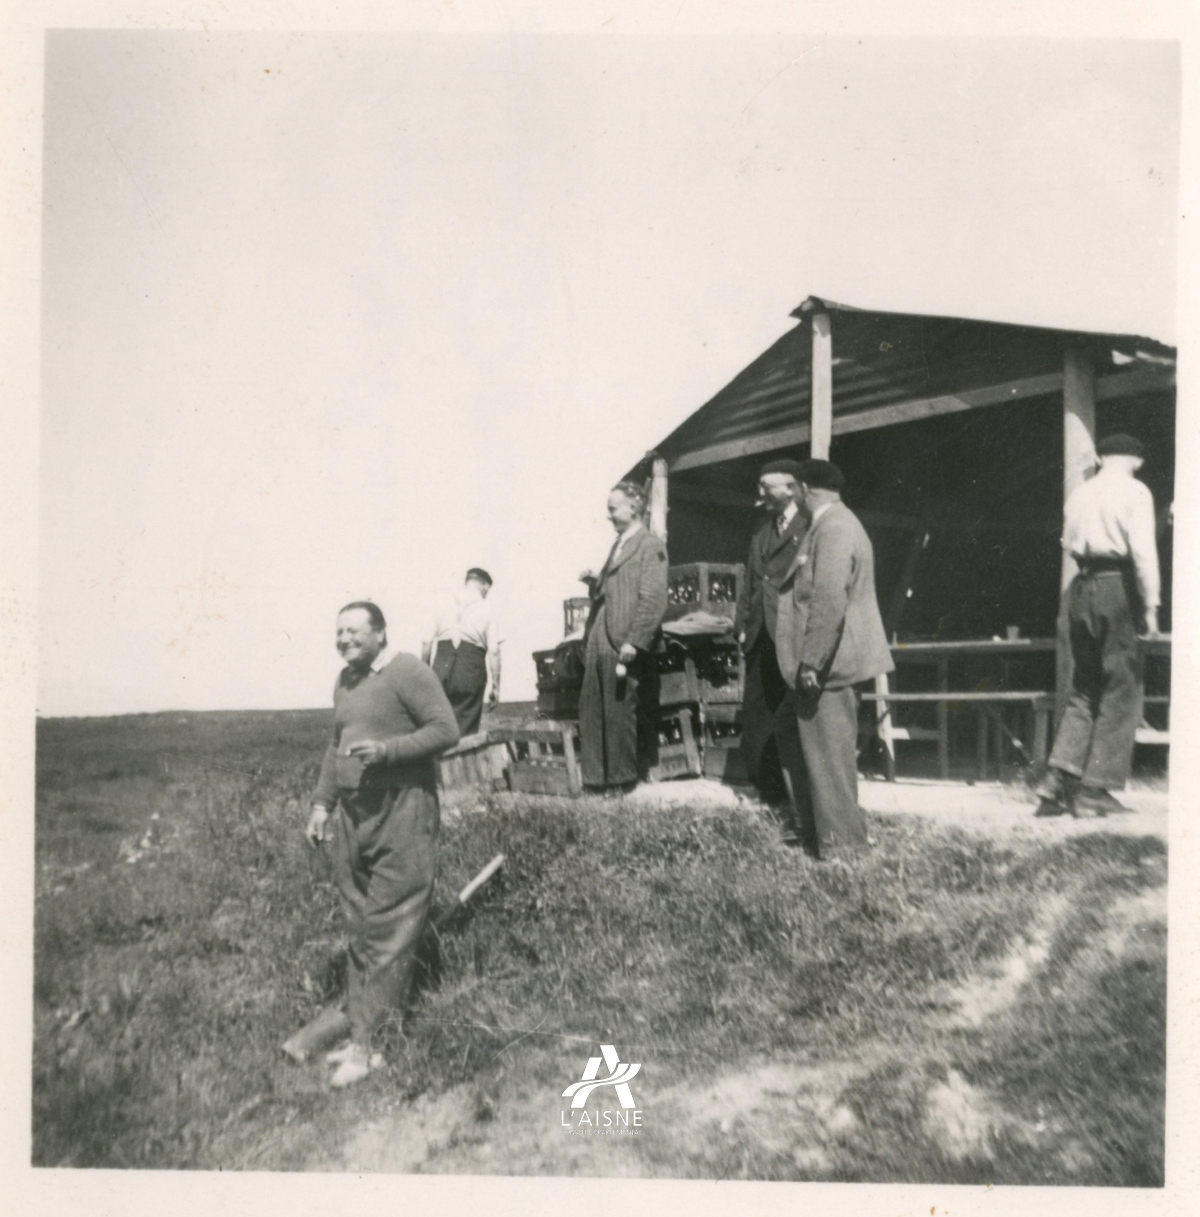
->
xmin=1096 ymin=433 xmax=1144 ymax=459
xmin=760 ymin=458 xmax=804 ymax=480
xmin=466 ymin=567 xmax=493 ymax=586
xmin=796 ymin=458 xmax=846 ymax=491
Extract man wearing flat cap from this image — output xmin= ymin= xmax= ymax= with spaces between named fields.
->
xmin=735 ymin=458 xmax=811 ymax=804
xmin=423 ymin=568 xmax=503 ymax=736
xmin=773 ymin=458 xmax=893 ymax=858
xmin=1037 ymin=433 xmax=1162 ymax=818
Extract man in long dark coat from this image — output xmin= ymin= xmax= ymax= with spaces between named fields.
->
xmin=578 ymin=481 xmax=669 ymax=791
xmin=735 ymin=459 xmax=810 ymax=803
xmin=774 ymin=459 xmax=894 ymax=859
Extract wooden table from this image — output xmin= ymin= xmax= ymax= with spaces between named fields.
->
xmin=873 ymin=636 xmax=1170 ymax=781
xmin=883 ymin=639 xmax=1055 ymax=780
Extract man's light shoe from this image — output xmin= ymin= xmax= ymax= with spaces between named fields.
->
xmin=330 ymin=1044 xmax=374 ymax=1088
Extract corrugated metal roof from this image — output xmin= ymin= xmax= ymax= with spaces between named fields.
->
xmin=636 ymin=296 xmax=1176 ymax=474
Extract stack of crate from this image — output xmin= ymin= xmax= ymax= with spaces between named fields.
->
xmin=533 ymin=646 xmax=582 ymax=719
xmin=532 ymin=597 xmax=592 ymax=719
xmin=652 ymin=563 xmax=746 ymax=782
xmin=530 ymin=568 xmax=751 ymax=785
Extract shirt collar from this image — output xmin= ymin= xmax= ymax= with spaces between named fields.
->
xmin=615 ymin=519 xmax=643 ymax=548
xmin=368 ymin=645 xmax=394 ymax=674
xmin=779 ymin=501 xmax=799 ymax=527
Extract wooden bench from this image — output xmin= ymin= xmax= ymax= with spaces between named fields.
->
xmin=863 ymin=680 xmax=1055 ymax=782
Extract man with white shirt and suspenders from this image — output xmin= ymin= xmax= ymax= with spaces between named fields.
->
xmin=423 ymin=568 xmax=503 ymax=736
xmin=1037 ymin=433 xmax=1163 ymax=818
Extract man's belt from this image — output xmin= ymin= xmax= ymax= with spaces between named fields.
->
xmin=435 ymin=638 xmax=487 ymax=655
xmin=1073 ymin=554 xmax=1132 ymax=574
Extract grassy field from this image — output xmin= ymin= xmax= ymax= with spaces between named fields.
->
xmin=33 ymin=710 xmax=1166 ymax=1182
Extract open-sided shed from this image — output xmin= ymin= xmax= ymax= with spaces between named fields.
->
xmin=627 ymin=296 xmax=1176 ymax=776
xmin=630 ymin=296 xmax=1175 ymax=641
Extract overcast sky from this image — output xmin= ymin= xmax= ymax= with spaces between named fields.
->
xmin=38 ymin=33 xmax=1179 ymax=715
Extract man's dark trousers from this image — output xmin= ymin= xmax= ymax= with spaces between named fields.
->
xmin=1049 ymin=568 xmax=1144 ymax=790
xmin=737 ymin=511 xmax=808 ymax=802
xmin=742 ymin=635 xmax=790 ymax=803
xmin=431 ymin=640 xmax=487 ymax=736
xmin=774 ymin=684 xmax=869 ymax=856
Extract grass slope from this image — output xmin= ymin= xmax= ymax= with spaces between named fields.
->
xmin=33 ymin=711 xmax=1165 ymax=1182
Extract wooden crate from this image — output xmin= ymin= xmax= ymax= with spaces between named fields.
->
xmin=437 ymin=731 xmax=511 ymax=792
xmin=499 ymin=725 xmax=583 ymax=796
xmin=536 ymin=686 xmax=581 ymax=718
xmin=534 ymin=646 xmax=583 ymax=719
xmin=656 ymin=647 xmax=699 ymax=707
xmin=701 ymin=704 xmax=748 ymax=782
xmin=702 ymin=747 xmax=748 ymax=782
xmin=664 ymin=563 xmax=744 ymax=623
xmin=649 ymin=707 xmax=702 ymax=781
xmin=695 ymin=641 xmax=744 ymax=703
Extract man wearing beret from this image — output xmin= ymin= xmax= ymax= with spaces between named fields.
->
xmin=1037 ymin=433 xmax=1162 ymax=818
xmin=773 ymin=459 xmax=894 ymax=858
xmin=735 ymin=459 xmax=811 ymax=804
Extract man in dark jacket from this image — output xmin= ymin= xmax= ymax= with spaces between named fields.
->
xmin=773 ymin=460 xmax=894 ymax=858
xmin=735 ymin=459 xmax=810 ymax=803
xmin=578 ymin=481 xmax=669 ymax=790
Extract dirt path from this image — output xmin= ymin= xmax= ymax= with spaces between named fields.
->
xmin=621 ymin=774 xmax=1169 ymax=841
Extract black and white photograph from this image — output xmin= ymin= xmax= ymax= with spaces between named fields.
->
xmin=2 ymin=2 xmax=1197 ymax=1212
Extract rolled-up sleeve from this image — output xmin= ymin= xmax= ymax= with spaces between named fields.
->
xmin=1125 ymin=481 xmax=1161 ymax=610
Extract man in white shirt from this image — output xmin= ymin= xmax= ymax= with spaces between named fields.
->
xmin=422 ymin=568 xmax=503 ymax=736
xmin=1038 ymin=433 xmax=1162 ymax=818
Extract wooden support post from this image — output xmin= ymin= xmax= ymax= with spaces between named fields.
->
xmin=811 ymin=311 xmax=832 ymax=460
xmin=1056 ymin=347 xmax=1097 ymax=723
xmin=648 ymin=457 xmax=669 ymax=543
xmin=975 ymin=708 xmax=988 ymax=784
xmin=936 ymin=658 xmax=950 ymax=780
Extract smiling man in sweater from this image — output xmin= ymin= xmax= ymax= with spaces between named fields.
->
xmin=305 ymin=600 xmax=460 ymax=1087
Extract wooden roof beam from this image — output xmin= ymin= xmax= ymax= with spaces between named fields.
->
xmin=667 ymin=366 xmax=1174 ymax=473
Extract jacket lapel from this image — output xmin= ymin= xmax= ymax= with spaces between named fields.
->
xmin=780 ymin=503 xmax=838 ymax=584
xmin=599 ymin=527 xmax=644 ymax=587
xmin=764 ymin=510 xmax=804 ymax=559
